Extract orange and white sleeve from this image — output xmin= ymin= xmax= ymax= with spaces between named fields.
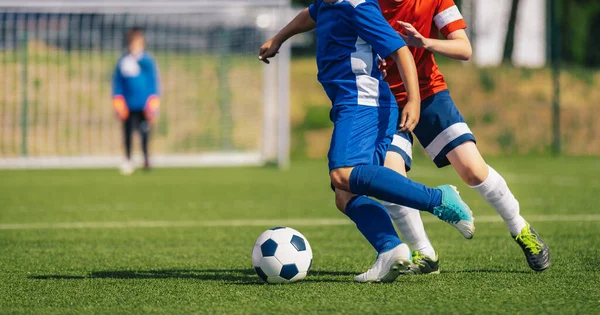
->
xmin=434 ymin=0 xmax=467 ymax=38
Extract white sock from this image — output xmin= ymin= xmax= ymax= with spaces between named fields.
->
xmin=383 ymin=201 xmax=436 ymax=259
xmin=470 ymin=165 xmax=527 ymax=236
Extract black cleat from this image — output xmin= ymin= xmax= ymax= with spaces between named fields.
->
xmin=408 ymin=251 xmax=440 ymax=275
xmin=514 ymin=223 xmax=551 ymax=272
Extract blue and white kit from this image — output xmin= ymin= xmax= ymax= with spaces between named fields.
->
xmin=308 ymin=0 xmax=407 ymax=171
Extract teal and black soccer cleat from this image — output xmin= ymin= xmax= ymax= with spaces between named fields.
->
xmin=431 ymin=185 xmax=475 ymax=239
xmin=408 ymin=251 xmax=440 ymax=275
xmin=514 ymin=222 xmax=551 ymax=272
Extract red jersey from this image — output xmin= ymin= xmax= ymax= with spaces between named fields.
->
xmin=379 ymin=0 xmax=467 ymax=106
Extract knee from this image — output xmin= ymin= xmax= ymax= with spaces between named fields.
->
xmin=335 ymin=195 xmax=347 ymax=213
xmin=459 ymin=163 xmax=489 ymax=186
xmin=334 ymin=190 xmax=355 ymax=214
xmin=329 ymin=167 xmax=352 ymax=191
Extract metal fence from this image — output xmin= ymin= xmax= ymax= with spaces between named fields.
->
xmin=0 ymin=1 xmax=292 ymax=168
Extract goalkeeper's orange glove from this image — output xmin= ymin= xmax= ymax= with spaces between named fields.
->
xmin=144 ymin=95 xmax=160 ymax=124
xmin=112 ymin=96 xmax=129 ymax=121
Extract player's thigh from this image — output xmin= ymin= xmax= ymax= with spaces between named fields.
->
xmin=128 ymin=111 xmax=141 ymax=129
xmin=130 ymin=112 xmax=148 ymax=133
xmin=447 ymin=141 xmax=489 ymax=185
xmin=412 ymin=90 xmax=476 ymax=168
xmin=371 ymin=106 xmax=400 ymax=167
xmin=386 ymin=132 xmax=413 ymax=174
xmin=139 ymin=113 xmax=151 ymax=135
xmin=384 ymin=151 xmax=408 ymax=176
xmin=328 ymin=105 xmax=397 ymax=172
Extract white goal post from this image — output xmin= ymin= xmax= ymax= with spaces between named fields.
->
xmin=0 ymin=0 xmax=292 ymax=169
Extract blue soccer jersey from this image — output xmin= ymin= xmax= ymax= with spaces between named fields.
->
xmin=308 ymin=0 xmax=406 ymax=107
xmin=112 ymin=51 xmax=160 ymax=112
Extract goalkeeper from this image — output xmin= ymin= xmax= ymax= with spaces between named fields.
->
xmin=112 ymin=27 xmax=160 ymax=175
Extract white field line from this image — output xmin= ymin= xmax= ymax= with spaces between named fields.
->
xmin=1 ymin=215 xmax=600 ymax=231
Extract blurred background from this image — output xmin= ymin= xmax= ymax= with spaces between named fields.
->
xmin=0 ymin=0 xmax=598 ymax=169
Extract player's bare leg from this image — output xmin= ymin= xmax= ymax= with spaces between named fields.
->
xmin=382 ymin=151 xmax=439 ymax=274
xmin=447 ymin=141 xmax=551 ymax=271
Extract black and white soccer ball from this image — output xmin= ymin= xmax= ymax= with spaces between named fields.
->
xmin=252 ymin=227 xmax=313 ymax=284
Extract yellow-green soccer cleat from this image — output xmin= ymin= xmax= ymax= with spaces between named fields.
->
xmin=514 ymin=222 xmax=551 ymax=271
xmin=408 ymin=251 xmax=440 ymax=275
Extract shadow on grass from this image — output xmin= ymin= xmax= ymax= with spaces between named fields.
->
xmin=30 ymin=268 xmax=352 ymax=284
xmin=444 ymin=269 xmax=533 ymax=274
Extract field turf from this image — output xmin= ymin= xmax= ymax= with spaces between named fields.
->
xmin=1 ymin=156 xmax=599 ymax=314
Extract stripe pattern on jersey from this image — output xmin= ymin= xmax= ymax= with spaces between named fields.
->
xmin=433 ymin=5 xmax=464 ymax=37
xmin=346 ymin=0 xmax=366 ymax=7
xmin=351 ymin=37 xmax=379 ymax=106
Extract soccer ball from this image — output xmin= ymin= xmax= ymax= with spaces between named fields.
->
xmin=252 ymin=227 xmax=313 ymax=284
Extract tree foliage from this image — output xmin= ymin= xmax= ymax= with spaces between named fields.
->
xmin=290 ymin=0 xmax=600 ymax=66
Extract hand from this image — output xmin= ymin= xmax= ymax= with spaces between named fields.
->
xmin=258 ymin=37 xmax=282 ymax=64
xmin=114 ymin=111 xmax=127 ymax=121
xmin=144 ymin=97 xmax=160 ymax=125
xmin=399 ymin=100 xmax=420 ymax=133
xmin=112 ymin=97 xmax=129 ymax=121
xmin=378 ymin=55 xmax=387 ymax=79
xmin=397 ymin=21 xmax=428 ymax=49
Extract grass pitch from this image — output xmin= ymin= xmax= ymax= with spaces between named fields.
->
xmin=1 ymin=156 xmax=599 ymax=314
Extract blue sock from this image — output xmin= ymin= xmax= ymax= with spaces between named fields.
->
xmin=345 ymin=195 xmax=402 ymax=254
xmin=349 ymin=165 xmax=442 ymax=212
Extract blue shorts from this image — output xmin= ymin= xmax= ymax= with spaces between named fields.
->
xmin=328 ymin=105 xmax=398 ymax=171
xmin=389 ymin=90 xmax=476 ymax=169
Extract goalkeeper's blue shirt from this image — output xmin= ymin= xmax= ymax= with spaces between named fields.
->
xmin=112 ymin=51 xmax=160 ymax=111
xmin=308 ymin=0 xmax=406 ymax=107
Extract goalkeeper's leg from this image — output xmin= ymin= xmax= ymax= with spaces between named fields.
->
xmin=121 ymin=114 xmax=134 ymax=175
xmin=138 ymin=112 xmax=151 ymax=169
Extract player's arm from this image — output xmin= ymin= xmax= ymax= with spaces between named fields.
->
xmin=145 ymin=56 xmax=161 ymax=123
xmin=111 ymin=62 xmax=128 ymax=121
xmin=352 ymin=0 xmax=421 ymax=132
xmin=398 ymin=0 xmax=471 ymax=60
xmin=398 ymin=22 xmax=472 ymax=61
xmin=388 ymin=47 xmax=420 ymax=132
xmin=259 ymin=8 xmax=316 ymax=64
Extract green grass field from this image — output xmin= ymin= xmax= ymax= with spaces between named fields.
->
xmin=1 ymin=156 xmax=599 ymax=314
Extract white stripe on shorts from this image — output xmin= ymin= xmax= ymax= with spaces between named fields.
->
xmin=391 ymin=135 xmax=413 ymax=160
xmin=425 ymin=122 xmax=472 ymax=160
